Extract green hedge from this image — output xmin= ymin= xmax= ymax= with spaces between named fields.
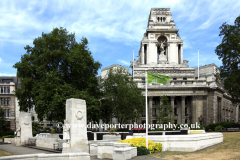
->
xmin=2 ymin=135 xmax=16 ymax=141
xmin=205 ymin=121 xmax=236 ymax=131
xmin=137 ymin=146 xmax=150 ymax=156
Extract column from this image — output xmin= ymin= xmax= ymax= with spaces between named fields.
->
xmin=171 ymin=96 xmax=175 ymax=121
xmin=181 ymin=96 xmax=186 ymax=124
xmin=180 ymin=44 xmax=183 ymax=64
xmin=141 ymin=45 xmax=144 ymax=64
xmin=148 ymin=96 xmax=153 ymax=124
xmin=191 ymin=96 xmax=197 ymax=124
xmin=203 ymin=96 xmax=208 ymax=125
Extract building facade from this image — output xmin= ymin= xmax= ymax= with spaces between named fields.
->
xmin=0 ymin=77 xmax=19 ymax=131
xmin=129 ymin=8 xmax=239 ymax=125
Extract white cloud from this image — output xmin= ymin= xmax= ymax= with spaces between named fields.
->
xmin=0 ymin=73 xmax=16 ymax=76
xmin=117 ymin=60 xmax=130 ymax=66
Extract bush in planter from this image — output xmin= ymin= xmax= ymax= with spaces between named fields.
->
xmin=42 ymin=125 xmax=47 ymax=131
xmin=51 ymin=128 xmax=56 ymax=134
xmin=118 ymin=138 xmax=162 ymax=154
xmin=32 ymin=131 xmax=38 ymax=137
xmin=137 ymin=146 xmax=149 ymax=156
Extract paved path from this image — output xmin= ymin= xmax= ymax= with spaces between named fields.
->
xmin=0 ymin=143 xmax=167 ymax=160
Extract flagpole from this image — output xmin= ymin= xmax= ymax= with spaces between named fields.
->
xmin=198 ymin=48 xmax=199 ymax=80
xmin=145 ymin=70 xmax=148 ymax=149
xmin=133 ymin=48 xmax=134 ymax=78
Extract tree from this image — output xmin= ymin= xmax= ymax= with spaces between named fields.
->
xmin=100 ymin=68 xmax=145 ymax=124
xmin=215 ymin=16 xmax=240 ymax=105
xmin=13 ymin=27 xmax=102 ymax=122
xmin=154 ymin=95 xmax=173 ymax=124
xmin=0 ymin=107 xmax=6 ymax=131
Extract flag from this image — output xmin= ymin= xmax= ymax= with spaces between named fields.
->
xmin=147 ymin=72 xmax=170 ymax=84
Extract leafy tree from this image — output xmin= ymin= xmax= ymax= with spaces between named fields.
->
xmin=0 ymin=107 xmax=6 ymax=131
xmin=13 ymin=27 xmax=101 ymax=122
xmin=154 ymin=95 xmax=173 ymax=124
xmin=100 ymin=68 xmax=145 ymax=124
xmin=32 ymin=122 xmax=40 ymax=133
xmin=215 ymin=16 xmax=240 ymax=105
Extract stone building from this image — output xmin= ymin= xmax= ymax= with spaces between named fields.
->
xmin=130 ymin=8 xmax=239 ymax=125
xmin=0 ymin=77 xmax=19 ymax=131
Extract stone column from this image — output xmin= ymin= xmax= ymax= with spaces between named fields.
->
xmin=62 ymin=98 xmax=89 ymax=153
xmin=180 ymin=44 xmax=183 ymax=64
xmin=191 ymin=96 xmax=197 ymax=124
xmin=16 ymin=112 xmax=32 ymax=146
xmin=141 ymin=45 xmax=144 ymax=64
xmin=171 ymin=96 xmax=175 ymax=121
xmin=203 ymin=96 xmax=208 ymax=125
xmin=149 ymin=96 xmax=153 ymax=124
xmin=181 ymin=96 xmax=186 ymax=124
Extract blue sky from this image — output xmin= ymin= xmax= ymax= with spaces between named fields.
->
xmin=0 ymin=0 xmax=240 ymax=76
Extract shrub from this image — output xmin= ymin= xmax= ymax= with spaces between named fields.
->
xmin=32 ymin=131 xmax=38 ymax=136
xmin=118 ymin=138 xmax=162 ymax=154
xmin=42 ymin=125 xmax=47 ymax=131
xmin=32 ymin=122 xmax=40 ymax=132
xmin=137 ymin=146 xmax=149 ymax=156
xmin=50 ymin=128 xmax=56 ymax=133
xmin=215 ymin=125 xmax=223 ymax=132
xmin=109 ymin=126 xmax=116 ymax=133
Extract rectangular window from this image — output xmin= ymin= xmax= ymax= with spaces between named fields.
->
xmin=174 ymin=108 xmax=177 ymax=116
xmin=8 ymin=109 xmax=10 ymax=117
xmin=1 ymin=98 xmax=4 ymax=105
xmin=6 ymin=121 xmax=10 ymax=127
xmin=4 ymin=87 xmax=6 ymax=93
xmin=173 ymin=78 xmax=177 ymax=80
xmin=1 ymin=87 xmax=3 ymax=93
xmin=142 ymin=120 xmax=146 ymax=125
xmin=7 ymin=98 xmax=10 ymax=105
xmin=183 ymin=78 xmax=187 ymax=80
xmin=185 ymin=119 xmax=187 ymax=124
xmin=152 ymin=108 xmax=156 ymax=116
xmin=5 ymin=109 xmax=7 ymax=117
xmin=142 ymin=111 xmax=146 ymax=117
xmin=4 ymin=98 xmax=7 ymax=105
xmin=7 ymin=87 xmax=10 ymax=93
xmin=174 ymin=120 xmax=177 ymax=124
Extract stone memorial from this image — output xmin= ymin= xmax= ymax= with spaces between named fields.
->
xmin=16 ymin=112 xmax=32 ymax=146
xmin=62 ymin=98 xmax=89 ymax=153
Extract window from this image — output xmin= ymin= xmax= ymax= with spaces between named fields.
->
xmin=1 ymin=87 xmax=3 ymax=93
xmin=174 ymin=120 xmax=177 ymax=124
xmin=173 ymin=78 xmax=177 ymax=80
xmin=185 ymin=119 xmax=187 ymax=124
xmin=7 ymin=87 xmax=10 ymax=93
xmin=4 ymin=87 xmax=6 ymax=93
xmin=142 ymin=78 xmax=145 ymax=83
xmin=185 ymin=107 xmax=188 ymax=116
xmin=152 ymin=108 xmax=156 ymax=116
xmin=1 ymin=98 xmax=4 ymax=105
xmin=142 ymin=111 xmax=146 ymax=117
xmin=174 ymin=108 xmax=177 ymax=116
xmin=142 ymin=120 xmax=146 ymax=125
xmin=2 ymin=79 xmax=12 ymax=83
xmin=183 ymin=78 xmax=187 ymax=80
xmin=153 ymin=120 xmax=157 ymax=124
xmin=7 ymin=98 xmax=10 ymax=105
xmin=4 ymin=98 xmax=7 ymax=105
xmin=152 ymin=98 xmax=157 ymax=105
xmin=8 ymin=109 xmax=11 ymax=117
xmin=6 ymin=121 xmax=10 ymax=128
xmin=5 ymin=109 xmax=7 ymax=117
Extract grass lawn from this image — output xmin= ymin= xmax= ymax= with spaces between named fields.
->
xmin=150 ymin=132 xmax=240 ymax=160
xmin=0 ymin=149 xmax=14 ymax=157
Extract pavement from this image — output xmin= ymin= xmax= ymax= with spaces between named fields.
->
xmin=0 ymin=143 xmax=167 ymax=160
